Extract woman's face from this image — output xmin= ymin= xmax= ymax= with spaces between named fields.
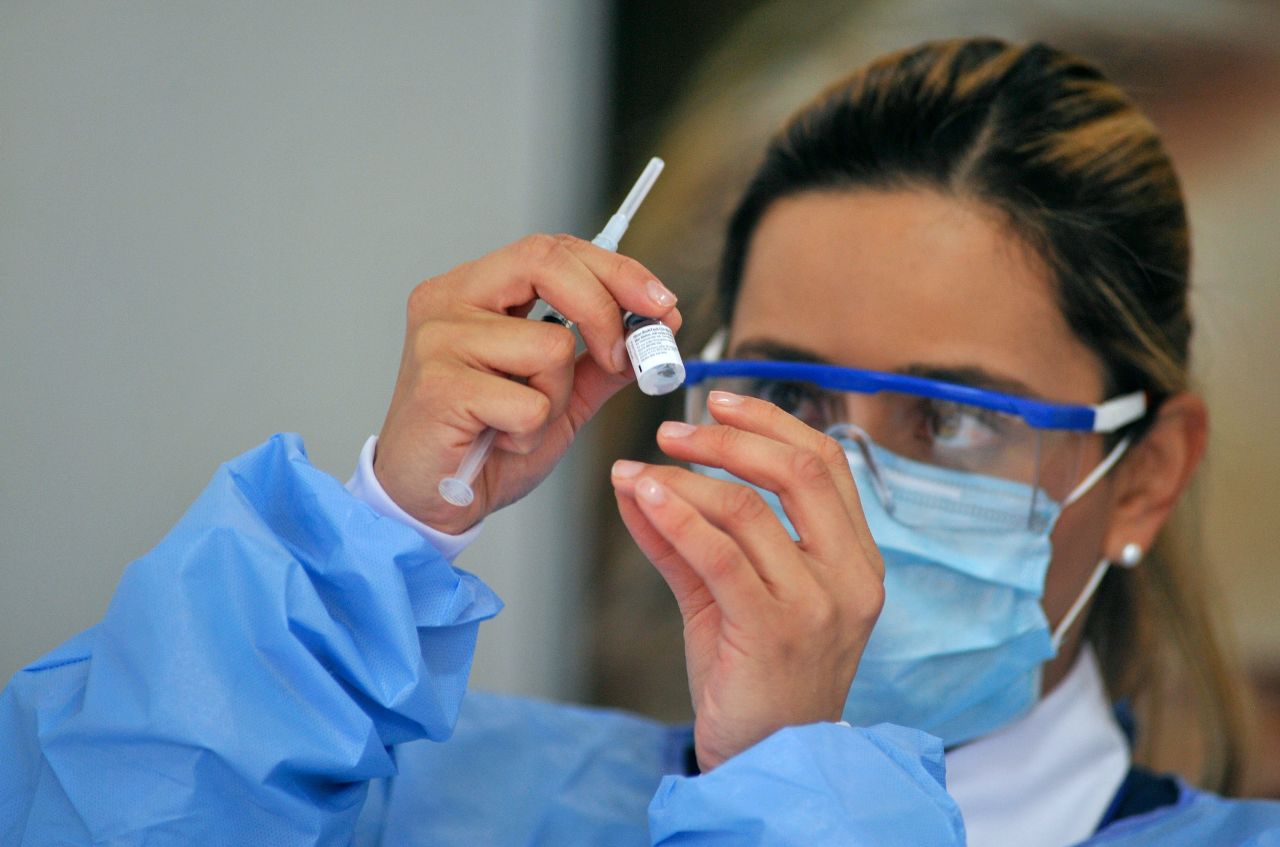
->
xmin=727 ymin=189 xmax=1119 ymax=688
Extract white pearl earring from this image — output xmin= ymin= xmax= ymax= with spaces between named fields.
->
xmin=1119 ymin=542 xmax=1143 ymax=568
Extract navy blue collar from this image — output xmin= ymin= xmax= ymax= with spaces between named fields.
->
xmin=1096 ymin=765 xmax=1182 ymax=832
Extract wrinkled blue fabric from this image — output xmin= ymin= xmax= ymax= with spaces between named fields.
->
xmin=1 ymin=434 xmax=1277 ymax=845
xmin=1 ymin=433 xmax=503 ymax=844
xmin=649 ymin=722 xmax=963 ymax=845
xmin=1087 ymin=785 xmax=1280 ymax=846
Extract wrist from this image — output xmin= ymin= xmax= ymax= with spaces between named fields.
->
xmin=347 ymin=435 xmax=483 ymax=560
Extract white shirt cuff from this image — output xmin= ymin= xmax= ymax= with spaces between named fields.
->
xmin=346 ymin=435 xmax=483 ymax=562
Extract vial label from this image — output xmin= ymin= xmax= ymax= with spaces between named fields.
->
xmin=626 ymin=322 xmax=685 ymax=396
xmin=626 ymin=324 xmax=677 ymax=373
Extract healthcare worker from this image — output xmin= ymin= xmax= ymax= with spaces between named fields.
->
xmin=3 ymin=37 xmax=1279 ymax=846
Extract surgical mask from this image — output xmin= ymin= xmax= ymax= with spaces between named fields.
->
xmin=696 ymin=425 xmax=1130 ymax=747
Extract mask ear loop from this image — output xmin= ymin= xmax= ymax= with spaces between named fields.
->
xmin=1050 ymin=544 xmax=1143 ymax=652
xmin=1061 ymin=435 xmax=1132 ymax=508
xmin=1051 ymin=560 xmax=1110 ymax=652
xmin=1050 ymin=435 xmax=1138 ymax=652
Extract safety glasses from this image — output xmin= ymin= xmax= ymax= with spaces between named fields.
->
xmin=683 ymin=357 xmax=1147 ymax=532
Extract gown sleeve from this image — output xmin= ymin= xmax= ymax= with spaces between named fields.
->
xmin=0 ymin=433 xmax=502 ymax=846
xmin=648 ymin=721 xmax=967 ymax=846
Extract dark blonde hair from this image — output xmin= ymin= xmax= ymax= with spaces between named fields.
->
xmin=710 ymin=38 xmax=1245 ymax=792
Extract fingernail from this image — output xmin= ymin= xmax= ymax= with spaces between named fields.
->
xmin=709 ymin=390 xmax=744 ymax=406
xmin=612 ymin=336 xmax=628 ymax=374
xmin=636 ymin=477 xmax=667 ymax=505
xmin=659 ymin=421 xmax=697 ymax=439
xmin=646 ymin=279 xmax=677 ymax=309
xmin=612 ymin=459 xmax=644 ymax=479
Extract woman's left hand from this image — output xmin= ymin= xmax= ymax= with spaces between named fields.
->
xmin=610 ymin=391 xmax=885 ymax=772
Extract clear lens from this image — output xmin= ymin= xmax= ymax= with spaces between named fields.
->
xmin=687 ymin=375 xmax=1093 ymax=530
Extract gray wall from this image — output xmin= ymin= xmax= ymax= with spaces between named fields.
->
xmin=1 ymin=2 xmax=607 ymax=701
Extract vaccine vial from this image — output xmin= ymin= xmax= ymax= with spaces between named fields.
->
xmin=623 ymin=311 xmax=685 ymax=396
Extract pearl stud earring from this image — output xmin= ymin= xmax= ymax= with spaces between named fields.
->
xmin=1119 ymin=542 xmax=1143 ymax=568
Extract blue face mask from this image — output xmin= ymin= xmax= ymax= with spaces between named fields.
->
xmin=695 ymin=430 xmax=1129 ymax=748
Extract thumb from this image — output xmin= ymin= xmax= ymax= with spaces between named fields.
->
xmin=564 ymin=352 xmax=635 ymax=434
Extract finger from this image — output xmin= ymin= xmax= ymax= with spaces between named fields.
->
xmin=442 ymin=315 xmax=577 ymax=424
xmin=704 ymin=391 xmax=861 ymax=513
xmin=628 ymin=475 xmax=768 ymax=621
xmin=439 ymin=368 xmax=553 ymax=456
xmin=496 ymin=350 xmax=636 ymax=477
xmin=539 ymin=235 xmax=682 ymax=375
xmin=702 ymin=392 xmax=875 ymax=559
xmin=613 ymin=461 xmax=804 ymax=591
xmin=653 ymin=420 xmax=867 ymax=567
xmin=562 ymin=350 xmax=635 ymax=435
xmin=612 ymin=485 xmax=710 ymax=619
xmin=446 ymin=234 xmax=678 ymax=378
xmin=431 ymin=236 xmax=622 ymax=377
xmin=555 ymin=235 xmax=683 ymax=333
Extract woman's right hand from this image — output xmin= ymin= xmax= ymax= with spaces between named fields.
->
xmin=374 ymin=234 xmax=681 ymax=535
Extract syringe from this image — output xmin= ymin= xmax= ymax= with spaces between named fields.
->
xmin=437 ymin=157 xmax=666 ymax=508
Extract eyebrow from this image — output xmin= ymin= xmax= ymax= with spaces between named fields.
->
xmin=730 ymin=337 xmax=1042 ymax=398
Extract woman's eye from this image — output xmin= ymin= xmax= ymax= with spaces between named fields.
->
xmin=926 ymin=401 xmax=1001 ymax=450
xmin=752 ymin=381 xmax=832 ymax=428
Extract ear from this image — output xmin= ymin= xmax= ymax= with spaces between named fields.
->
xmin=1102 ymin=392 xmax=1207 ymax=561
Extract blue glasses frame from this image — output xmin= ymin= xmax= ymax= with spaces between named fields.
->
xmin=684 ymin=359 xmax=1147 ymax=433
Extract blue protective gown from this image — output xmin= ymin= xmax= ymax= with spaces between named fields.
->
xmin=1 ymin=434 xmax=1277 ymax=845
